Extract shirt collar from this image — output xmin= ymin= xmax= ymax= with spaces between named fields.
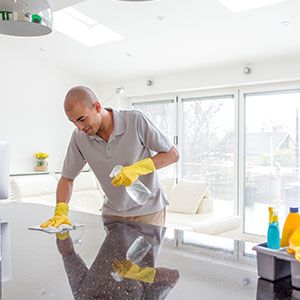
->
xmin=110 ymin=108 xmax=125 ymax=137
xmin=88 ymin=108 xmax=125 ymax=141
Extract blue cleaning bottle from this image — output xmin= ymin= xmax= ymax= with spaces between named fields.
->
xmin=267 ymin=211 xmax=280 ymax=250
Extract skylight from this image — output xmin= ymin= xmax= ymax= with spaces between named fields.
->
xmin=218 ymin=0 xmax=288 ymax=13
xmin=53 ymin=7 xmax=125 ymax=47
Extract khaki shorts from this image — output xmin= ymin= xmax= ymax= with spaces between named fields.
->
xmin=104 ymin=208 xmax=166 ymax=227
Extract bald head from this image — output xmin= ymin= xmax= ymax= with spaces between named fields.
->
xmin=64 ymin=86 xmax=98 ymax=112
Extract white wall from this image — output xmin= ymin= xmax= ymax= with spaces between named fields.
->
xmin=0 ymin=45 xmax=97 ymax=174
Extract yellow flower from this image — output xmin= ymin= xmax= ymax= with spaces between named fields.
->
xmin=34 ymin=152 xmax=49 ymax=159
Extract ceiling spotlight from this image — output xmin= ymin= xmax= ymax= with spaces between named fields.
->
xmin=243 ymin=66 xmax=251 ymax=74
xmin=0 ymin=0 xmax=53 ymax=37
xmin=116 ymin=86 xmax=125 ymax=94
xmin=146 ymin=80 xmax=153 ymax=86
xmin=281 ymin=21 xmax=291 ymax=27
xmin=103 ymin=86 xmax=125 ymax=104
xmin=126 ymin=52 xmax=132 ymax=57
xmin=156 ymin=16 xmax=166 ymax=21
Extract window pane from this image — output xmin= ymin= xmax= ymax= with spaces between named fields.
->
xmin=181 ymin=96 xmax=235 ymax=217
xmin=245 ymin=91 xmax=300 ymax=235
xmin=132 ymin=101 xmax=176 ymax=179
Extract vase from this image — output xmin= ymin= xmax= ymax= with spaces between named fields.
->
xmin=34 ymin=159 xmax=48 ymax=172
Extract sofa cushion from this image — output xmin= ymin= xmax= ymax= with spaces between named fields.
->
xmin=10 ymin=174 xmax=57 ymax=198
xmin=193 ymin=215 xmax=241 ymax=235
xmin=166 ymin=211 xmax=241 ymax=235
xmin=16 ymin=195 xmax=55 ymax=206
xmin=167 ymin=180 xmax=209 ymax=214
xmin=15 ymin=189 xmax=104 ymax=215
xmin=196 ymin=190 xmax=213 ymax=214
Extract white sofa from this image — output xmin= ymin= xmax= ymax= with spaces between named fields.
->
xmin=8 ymin=172 xmax=241 ymax=235
xmin=9 ymin=172 xmax=103 ymax=215
xmin=163 ymin=178 xmax=241 ymax=235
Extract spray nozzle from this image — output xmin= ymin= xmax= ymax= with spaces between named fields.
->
xmin=109 ymin=165 xmax=123 ymax=178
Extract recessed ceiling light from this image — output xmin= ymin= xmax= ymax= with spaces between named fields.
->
xmin=218 ymin=0 xmax=288 ymax=13
xmin=281 ymin=21 xmax=291 ymax=27
xmin=53 ymin=7 xmax=125 ymax=47
xmin=156 ymin=16 xmax=166 ymax=21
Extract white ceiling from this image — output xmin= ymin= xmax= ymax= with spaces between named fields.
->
xmin=2 ymin=0 xmax=300 ymax=84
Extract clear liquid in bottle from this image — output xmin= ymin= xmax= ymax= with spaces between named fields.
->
xmin=110 ymin=165 xmax=151 ymax=205
xmin=126 ymin=236 xmax=152 ymax=263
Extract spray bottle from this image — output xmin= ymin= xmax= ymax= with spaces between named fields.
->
xmin=110 ymin=165 xmax=151 ymax=205
xmin=267 ymin=210 xmax=280 ymax=250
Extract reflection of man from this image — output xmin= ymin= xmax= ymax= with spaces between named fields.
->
xmin=41 ymin=86 xmax=179 ymax=229
xmin=56 ymin=217 xmax=179 ymax=299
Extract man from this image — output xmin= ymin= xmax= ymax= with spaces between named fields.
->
xmin=41 ymin=86 xmax=179 ymax=228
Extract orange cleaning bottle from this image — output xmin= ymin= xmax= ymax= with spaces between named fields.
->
xmin=280 ymin=207 xmax=300 ymax=247
xmin=287 ymin=227 xmax=300 ymax=262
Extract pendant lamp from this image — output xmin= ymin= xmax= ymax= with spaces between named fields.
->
xmin=0 ymin=0 xmax=52 ymax=36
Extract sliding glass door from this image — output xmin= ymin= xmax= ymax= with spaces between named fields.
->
xmin=131 ymin=84 xmax=300 ymax=239
xmin=244 ymin=90 xmax=300 ymax=235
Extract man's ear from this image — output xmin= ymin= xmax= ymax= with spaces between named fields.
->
xmin=94 ymin=101 xmax=102 ymax=113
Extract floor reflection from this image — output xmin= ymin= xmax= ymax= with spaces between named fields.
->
xmin=55 ymin=217 xmax=180 ymax=299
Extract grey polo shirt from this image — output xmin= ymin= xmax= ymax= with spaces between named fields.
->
xmin=62 ymin=109 xmax=174 ymax=217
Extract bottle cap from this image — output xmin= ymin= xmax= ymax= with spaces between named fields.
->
xmin=290 ymin=207 xmax=299 ymax=213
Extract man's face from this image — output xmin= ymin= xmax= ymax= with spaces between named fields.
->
xmin=65 ymin=102 xmax=101 ymax=136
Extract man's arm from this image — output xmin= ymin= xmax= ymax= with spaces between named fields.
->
xmin=56 ymin=234 xmax=76 ymax=257
xmin=151 ymin=146 xmax=179 ymax=170
xmin=111 ymin=147 xmax=179 ymax=187
xmin=56 ymin=235 xmax=89 ymax=298
xmin=56 ymin=176 xmax=74 ymax=204
xmin=111 ymin=112 xmax=179 ymax=187
xmin=40 ymin=176 xmax=75 ymax=228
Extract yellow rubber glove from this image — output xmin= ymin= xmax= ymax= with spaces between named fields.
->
xmin=40 ymin=202 xmax=72 ymax=228
xmin=112 ymin=259 xmax=156 ymax=283
xmin=111 ymin=158 xmax=155 ymax=187
xmin=56 ymin=231 xmax=70 ymax=241
xmin=288 ymin=227 xmax=300 ymax=262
